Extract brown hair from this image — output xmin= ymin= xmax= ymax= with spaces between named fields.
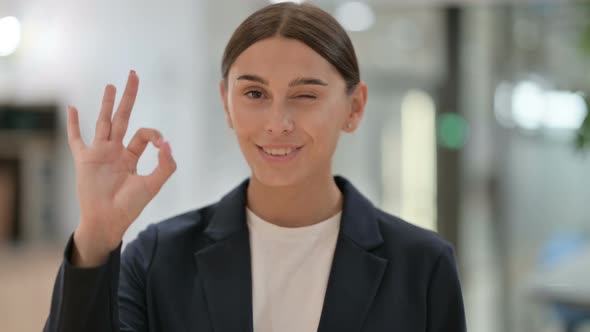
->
xmin=221 ymin=2 xmax=360 ymax=95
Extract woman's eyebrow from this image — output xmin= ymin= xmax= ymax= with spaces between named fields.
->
xmin=289 ymin=77 xmax=328 ymax=87
xmin=237 ymin=74 xmax=268 ymax=85
xmin=236 ymin=74 xmax=328 ymax=87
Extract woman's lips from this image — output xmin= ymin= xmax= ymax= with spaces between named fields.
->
xmin=256 ymin=144 xmax=303 ymax=162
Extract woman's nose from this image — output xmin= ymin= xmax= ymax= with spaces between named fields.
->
xmin=265 ymin=103 xmax=294 ymax=135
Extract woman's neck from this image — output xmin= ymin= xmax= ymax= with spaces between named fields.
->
xmin=246 ymin=173 xmax=343 ymax=228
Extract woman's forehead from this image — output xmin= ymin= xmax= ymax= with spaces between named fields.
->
xmin=228 ymin=37 xmax=340 ymax=83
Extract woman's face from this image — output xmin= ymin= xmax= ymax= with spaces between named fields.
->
xmin=220 ymin=36 xmax=367 ymax=187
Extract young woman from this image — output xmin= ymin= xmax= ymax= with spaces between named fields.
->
xmin=44 ymin=3 xmax=466 ymax=332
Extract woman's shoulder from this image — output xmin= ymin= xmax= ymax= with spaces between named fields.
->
xmin=149 ymin=202 xmax=220 ymax=240
xmin=125 ymin=202 xmax=220 ymax=256
xmin=373 ymin=208 xmax=455 ymax=259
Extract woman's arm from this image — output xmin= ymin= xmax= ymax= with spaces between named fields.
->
xmin=43 ymin=224 xmax=157 ymax=332
xmin=43 ymin=233 xmax=124 ymax=332
xmin=43 ymin=70 xmax=174 ymax=331
xmin=426 ymin=244 xmax=467 ymax=332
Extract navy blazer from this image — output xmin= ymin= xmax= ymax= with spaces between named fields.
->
xmin=44 ymin=176 xmax=466 ymax=332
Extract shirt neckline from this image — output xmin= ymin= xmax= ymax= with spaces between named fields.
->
xmin=246 ymin=207 xmax=342 ymax=239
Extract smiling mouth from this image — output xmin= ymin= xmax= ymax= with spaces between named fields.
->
xmin=256 ymin=145 xmax=304 ymax=156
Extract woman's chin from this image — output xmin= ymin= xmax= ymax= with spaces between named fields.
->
xmin=252 ymin=170 xmax=305 ymax=188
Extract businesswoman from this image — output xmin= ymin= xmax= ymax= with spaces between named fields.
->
xmin=44 ymin=2 xmax=466 ymax=332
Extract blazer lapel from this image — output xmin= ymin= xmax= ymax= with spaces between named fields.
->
xmin=194 ymin=179 xmax=254 ymax=332
xmin=317 ymin=176 xmax=389 ymax=332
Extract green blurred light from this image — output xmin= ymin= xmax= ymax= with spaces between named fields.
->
xmin=438 ymin=113 xmax=468 ymax=150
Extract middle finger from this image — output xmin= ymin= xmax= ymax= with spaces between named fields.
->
xmin=111 ymin=70 xmax=139 ymax=142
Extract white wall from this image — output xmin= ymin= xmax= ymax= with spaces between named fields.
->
xmin=1 ymin=0 xmax=217 ymax=243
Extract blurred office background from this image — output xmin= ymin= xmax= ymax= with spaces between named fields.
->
xmin=1 ymin=0 xmax=590 ymax=331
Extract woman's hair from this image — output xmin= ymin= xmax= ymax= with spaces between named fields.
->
xmin=221 ymin=2 xmax=360 ymax=95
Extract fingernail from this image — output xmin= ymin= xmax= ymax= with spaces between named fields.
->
xmin=156 ymin=137 xmax=164 ymax=146
xmin=130 ymin=70 xmax=136 ymax=75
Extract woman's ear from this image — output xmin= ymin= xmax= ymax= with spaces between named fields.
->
xmin=343 ymin=81 xmax=368 ymax=133
xmin=219 ymin=80 xmax=234 ymax=129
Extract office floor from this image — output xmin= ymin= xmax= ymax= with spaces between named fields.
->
xmin=0 ymin=244 xmax=62 ymax=331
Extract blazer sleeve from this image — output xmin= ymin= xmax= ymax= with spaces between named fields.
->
xmin=43 ymin=224 xmax=157 ymax=332
xmin=426 ymin=244 xmax=467 ymax=332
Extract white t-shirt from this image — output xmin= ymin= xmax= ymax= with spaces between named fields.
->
xmin=246 ymin=207 xmax=342 ymax=332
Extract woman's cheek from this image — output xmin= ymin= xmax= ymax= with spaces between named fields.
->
xmin=230 ymin=104 xmax=251 ymax=128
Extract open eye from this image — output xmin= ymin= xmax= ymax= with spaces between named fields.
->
xmin=244 ymin=90 xmax=264 ymax=99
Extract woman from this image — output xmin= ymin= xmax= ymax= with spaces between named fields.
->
xmin=44 ymin=3 xmax=466 ymax=332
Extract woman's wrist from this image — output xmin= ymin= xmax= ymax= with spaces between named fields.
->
xmin=71 ymin=223 xmax=122 ymax=268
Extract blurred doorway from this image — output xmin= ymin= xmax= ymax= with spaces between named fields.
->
xmin=0 ymin=159 xmax=19 ymax=243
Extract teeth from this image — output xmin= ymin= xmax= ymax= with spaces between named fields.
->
xmin=262 ymin=147 xmax=295 ymax=156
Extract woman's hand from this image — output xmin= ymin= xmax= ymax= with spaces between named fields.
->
xmin=67 ymin=70 xmax=177 ymax=267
